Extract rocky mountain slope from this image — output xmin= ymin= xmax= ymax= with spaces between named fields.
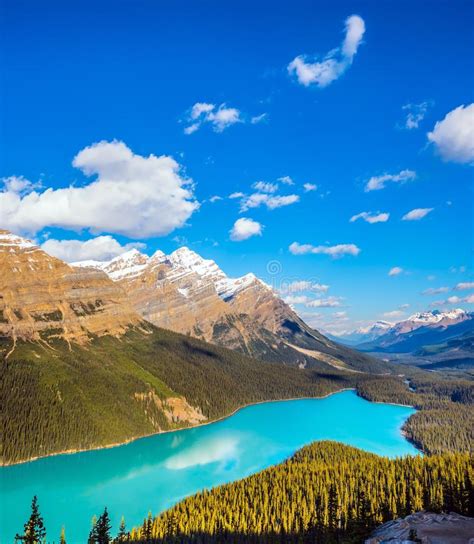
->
xmin=74 ymin=246 xmax=382 ymax=372
xmin=0 ymin=230 xmax=141 ymax=345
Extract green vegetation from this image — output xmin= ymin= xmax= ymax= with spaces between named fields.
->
xmin=1 ymin=326 xmax=354 ymax=464
xmin=357 ymin=372 xmax=474 ymax=455
xmin=14 ymin=443 xmax=473 ymax=543
xmin=2 ymin=323 xmax=473 ymax=464
xmin=127 ymin=441 xmax=473 ymax=543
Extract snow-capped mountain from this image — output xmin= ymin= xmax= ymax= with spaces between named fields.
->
xmin=353 ymin=309 xmax=473 ymax=354
xmin=73 ymin=246 xmax=382 ymax=372
xmin=332 ymin=321 xmax=393 ymax=345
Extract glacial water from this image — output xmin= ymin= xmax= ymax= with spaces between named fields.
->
xmin=0 ymin=390 xmax=418 ymax=542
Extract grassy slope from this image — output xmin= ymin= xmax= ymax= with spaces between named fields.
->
xmin=1 ymin=326 xmax=358 ymax=465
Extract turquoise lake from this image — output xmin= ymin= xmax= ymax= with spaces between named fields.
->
xmin=0 ymin=390 xmax=418 ymax=543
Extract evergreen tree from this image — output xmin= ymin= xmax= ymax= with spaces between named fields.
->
xmin=88 ymin=516 xmax=98 ymax=544
xmin=96 ymin=508 xmax=112 ymax=544
xmin=115 ymin=516 xmax=128 ymax=542
xmin=15 ymin=496 xmax=47 ymax=544
xmin=59 ymin=526 xmax=67 ymax=544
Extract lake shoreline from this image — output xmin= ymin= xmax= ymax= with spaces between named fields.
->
xmin=2 ymin=387 xmax=417 ymax=467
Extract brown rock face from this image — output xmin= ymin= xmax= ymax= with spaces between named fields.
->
xmin=73 ymin=246 xmax=380 ymax=370
xmin=0 ymin=230 xmax=141 ymax=343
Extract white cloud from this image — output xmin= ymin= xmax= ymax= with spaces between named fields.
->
xmin=306 ymin=296 xmax=343 ymax=308
xmin=303 ymin=183 xmax=318 ymax=192
xmin=230 ymin=217 xmax=263 ymax=241
xmin=402 ymin=101 xmax=430 ymax=130
xmin=240 ymin=193 xmax=299 ymax=212
xmin=388 ymin=267 xmax=403 ymax=277
xmin=184 ymin=102 xmax=242 ymax=134
xmin=430 ymin=294 xmax=474 ymax=307
xmin=280 ymin=280 xmax=330 ymax=294
xmin=229 ymin=192 xmax=244 ymax=199
xmin=0 ymin=140 xmax=198 ymax=238
xmin=422 ymin=287 xmax=449 ymax=295
xmin=402 ymin=207 xmax=433 ymax=221
xmin=209 ymin=195 xmax=223 ymax=203
xmin=283 ymin=295 xmax=310 ymax=305
xmin=289 ymin=242 xmax=360 ymax=258
xmin=334 ymin=311 xmax=348 ymax=319
xmin=250 ymin=113 xmax=268 ymax=124
xmin=252 ymin=181 xmax=278 ymax=193
xmin=427 ymin=104 xmax=474 ymax=164
xmin=383 ymin=310 xmax=405 ymax=318
xmin=365 ymin=169 xmax=416 ymax=192
xmin=1 ymin=175 xmax=40 ymax=194
xmin=455 ymin=282 xmax=474 ymax=291
xmin=42 ymin=236 xmax=145 ymax=263
xmin=350 ymin=211 xmax=390 ymax=224
xmin=288 ymin=15 xmax=365 ymax=88
xmin=278 ymin=176 xmax=295 ymax=186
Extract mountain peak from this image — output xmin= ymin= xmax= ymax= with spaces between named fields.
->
xmin=0 ymin=230 xmax=37 ymax=251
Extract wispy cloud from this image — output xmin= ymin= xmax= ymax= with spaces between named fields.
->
xmin=250 ymin=113 xmax=268 ymax=124
xmin=305 ymin=296 xmax=343 ymax=308
xmin=303 ymin=183 xmax=318 ymax=192
xmin=454 ymin=282 xmax=474 ymax=291
xmin=240 ymin=193 xmax=299 ymax=212
xmin=383 ymin=310 xmax=405 ymax=318
xmin=184 ymin=102 xmax=242 ymax=134
xmin=252 ymin=181 xmax=278 ymax=193
xmin=388 ymin=267 xmax=404 ymax=277
xmin=278 ymin=176 xmax=295 ymax=186
xmin=430 ymin=295 xmax=474 ymax=307
xmin=350 ymin=211 xmax=390 ymax=224
xmin=421 ymin=287 xmax=449 ymax=295
xmin=289 ymin=242 xmax=360 ymax=258
xmin=280 ymin=280 xmax=330 ymax=294
xmin=402 ymin=101 xmax=430 ymax=129
xmin=288 ymin=15 xmax=365 ymax=88
xmin=402 ymin=208 xmax=433 ymax=221
xmin=365 ymin=169 xmax=416 ymax=192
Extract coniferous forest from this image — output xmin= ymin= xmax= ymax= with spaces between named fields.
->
xmin=14 ymin=442 xmax=473 ymax=543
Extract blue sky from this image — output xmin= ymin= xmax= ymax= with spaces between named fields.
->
xmin=1 ymin=0 xmax=473 ymax=332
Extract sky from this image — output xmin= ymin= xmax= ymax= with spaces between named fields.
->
xmin=1 ymin=0 xmax=473 ymax=333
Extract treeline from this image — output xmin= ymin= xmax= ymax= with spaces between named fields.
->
xmin=14 ymin=442 xmax=473 ymax=543
xmin=356 ymin=373 xmax=474 ymax=455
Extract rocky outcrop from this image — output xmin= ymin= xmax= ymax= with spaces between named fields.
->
xmin=365 ymin=511 xmax=474 ymax=544
xmin=0 ymin=230 xmax=141 ymax=344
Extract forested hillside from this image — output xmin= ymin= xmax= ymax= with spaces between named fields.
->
xmin=126 ymin=441 xmax=473 ymax=543
xmin=2 ymin=323 xmax=473 ymax=464
xmin=0 ymin=325 xmax=355 ymax=465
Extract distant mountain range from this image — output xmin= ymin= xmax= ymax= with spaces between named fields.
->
xmin=334 ymin=309 xmax=474 ymax=369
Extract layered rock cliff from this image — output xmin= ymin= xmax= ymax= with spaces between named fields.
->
xmin=0 ymin=230 xmax=141 ymax=344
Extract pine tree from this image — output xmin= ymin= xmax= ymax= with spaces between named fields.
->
xmin=115 ymin=516 xmax=128 ymax=542
xmin=15 ymin=496 xmax=47 ymax=544
xmin=96 ymin=508 xmax=112 ymax=544
xmin=88 ymin=516 xmax=98 ymax=544
xmin=59 ymin=526 xmax=67 ymax=544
